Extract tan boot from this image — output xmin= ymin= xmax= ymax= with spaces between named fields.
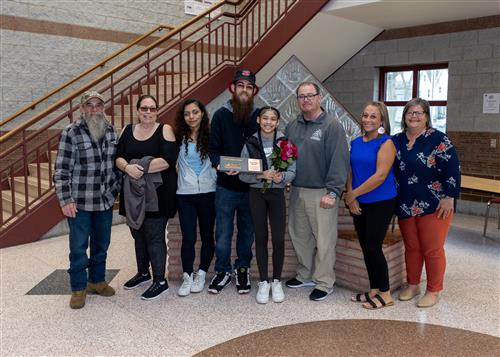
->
xmin=70 ymin=290 xmax=87 ymax=309
xmin=417 ymin=292 xmax=439 ymax=308
xmin=87 ymin=281 xmax=115 ymax=297
xmin=398 ymin=285 xmax=420 ymax=301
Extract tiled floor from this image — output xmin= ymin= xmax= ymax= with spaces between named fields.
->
xmin=0 ymin=213 xmax=499 ymax=356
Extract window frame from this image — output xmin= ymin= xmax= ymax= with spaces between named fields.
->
xmin=378 ymin=63 xmax=448 ymax=107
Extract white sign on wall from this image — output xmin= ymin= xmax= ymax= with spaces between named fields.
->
xmin=482 ymin=93 xmax=500 ymax=114
xmin=185 ymin=0 xmax=220 ymax=16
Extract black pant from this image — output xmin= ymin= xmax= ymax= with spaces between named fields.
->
xmin=352 ymin=198 xmax=396 ymax=292
xmin=177 ymin=192 xmax=215 ymax=274
xmin=249 ymin=188 xmax=286 ymax=281
xmin=130 ymin=217 xmax=168 ymax=282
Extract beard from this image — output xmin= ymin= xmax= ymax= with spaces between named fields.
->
xmin=232 ymin=92 xmax=254 ymax=126
xmin=83 ymin=112 xmax=107 ymax=143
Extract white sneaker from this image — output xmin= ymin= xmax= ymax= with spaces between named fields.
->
xmin=256 ymin=281 xmax=270 ymax=304
xmin=271 ymin=279 xmax=285 ymax=303
xmin=178 ymin=272 xmax=193 ymax=297
xmin=191 ymin=269 xmax=206 ymax=293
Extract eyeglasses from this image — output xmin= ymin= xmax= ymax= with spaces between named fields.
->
xmin=297 ymin=93 xmax=319 ymax=101
xmin=139 ymin=106 xmax=158 ymax=113
xmin=405 ymin=111 xmax=425 ymax=117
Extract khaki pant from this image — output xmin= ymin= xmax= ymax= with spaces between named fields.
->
xmin=289 ymin=187 xmax=338 ymax=291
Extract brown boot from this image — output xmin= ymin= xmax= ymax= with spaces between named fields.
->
xmin=87 ymin=281 xmax=115 ymax=297
xmin=70 ymin=290 xmax=87 ymax=309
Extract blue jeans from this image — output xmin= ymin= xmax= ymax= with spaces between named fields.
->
xmin=67 ymin=208 xmax=113 ymax=291
xmin=214 ymin=185 xmax=254 ymax=273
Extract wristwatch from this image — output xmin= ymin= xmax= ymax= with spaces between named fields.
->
xmin=328 ymin=191 xmax=337 ymax=199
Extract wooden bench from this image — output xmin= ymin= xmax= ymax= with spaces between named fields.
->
xmin=460 ymin=175 xmax=500 ymax=236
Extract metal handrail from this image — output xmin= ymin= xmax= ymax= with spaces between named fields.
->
xmin=0 ymin=24 xmax=173 ymax=128
xmin=0 ymin=0 xmax=302 ymax=230
xmin=0 ymin=0 xmax=244 ymax=143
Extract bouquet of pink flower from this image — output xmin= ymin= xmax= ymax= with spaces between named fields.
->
xmin=261 ymin=140 xmax=298 ymax=192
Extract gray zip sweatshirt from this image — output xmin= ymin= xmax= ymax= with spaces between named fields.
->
xmin=284 ymin=111 xmax=349 ymax=197
xmin=239 ymin=131 xmax=296 ymax=189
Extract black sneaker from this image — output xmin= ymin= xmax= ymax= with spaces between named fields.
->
xmin=309 ymin=288 xmax=333 ymax=301
xmin=208 ymin=272 xmax=231 ymax=294
xmin=286 ymin=278 xmax=315 ymax=288
xmin=235 ymin=267 xmax=251 ymax=294
xmin=141 ymin=280 xmax=169 ymax=301
xmin=123 ymin=272 xmax=151 ymax=290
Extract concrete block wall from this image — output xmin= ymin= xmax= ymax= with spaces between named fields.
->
xmin=324 ymin=28 xmax=500 ymax=132
xmin=324 ymin=26 xmax=500 ymax=211
xmin=1 ymin=0 xmax=193 ymax=121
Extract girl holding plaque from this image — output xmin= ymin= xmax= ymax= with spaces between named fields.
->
xmin=240 ymin=107 xmax=296 ymax=304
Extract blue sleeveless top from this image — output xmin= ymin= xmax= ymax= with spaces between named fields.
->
xmin=350 ymin=135 xmax=397 ymax=204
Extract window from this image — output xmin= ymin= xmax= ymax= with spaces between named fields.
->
xmin=379 ymin=64 xmax=448 ymax=134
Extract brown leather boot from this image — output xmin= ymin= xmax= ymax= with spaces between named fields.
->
xmin=87 ymin=282 xmax=115 ymax=297
xmin=70 ymin=290 xmax=87 ymax=309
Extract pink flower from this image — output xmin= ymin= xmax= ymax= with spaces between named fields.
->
xmin=430 ymin=181 xmax=442 ymax=191
xmin=411 ymin=207 xmax=423 ymax=216
xmin=427 ymin=155 xmax=436 ymax=167
xmin=436 ymin=143 xmax=447 ymax=152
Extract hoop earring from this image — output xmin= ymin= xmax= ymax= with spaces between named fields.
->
xmin=377 ymin=126 xmax=386 ymax=134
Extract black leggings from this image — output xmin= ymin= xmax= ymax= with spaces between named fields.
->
xmin=130 ymin=217 xmax=168 ymax=282
xmin=249 ymin=188 xmax=286 ymax=281
xmin=352 ymin=198 xmax=396 ymax=292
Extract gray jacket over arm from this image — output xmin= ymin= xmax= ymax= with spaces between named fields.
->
xmin=123 ymin=156 xmax=163 ymax=230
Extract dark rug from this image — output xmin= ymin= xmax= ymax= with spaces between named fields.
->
xmin=26 ymin=269 xmax=119 ymax=295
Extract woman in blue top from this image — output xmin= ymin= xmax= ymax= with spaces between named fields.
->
xmin=175 ymin=99 xmax=217 ymax=297
xmin=344 ymin=101 xmax=397 ymax=310
xmin=392 ymin=98 xmax=460 ymax=308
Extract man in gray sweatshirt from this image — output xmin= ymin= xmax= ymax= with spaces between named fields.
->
xmin=284 ymin=81 xmax=349 ymax=301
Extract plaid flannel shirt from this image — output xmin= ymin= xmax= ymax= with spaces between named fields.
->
xmin=53 ymin=118 xmax=122 ymax=211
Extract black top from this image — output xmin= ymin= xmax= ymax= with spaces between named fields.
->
xmin=208 ymin=105 xmax=259 ymax=191
xmin=116 ymin=124 xmax=179 ymax=219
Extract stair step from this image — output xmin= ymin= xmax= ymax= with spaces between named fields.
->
xmin=11 ymin=176 xmax=51 ymax=197
xmin=50 ymin=150 xmax=57 ymax=164
xmin=1 ymin=190 xmax=25 ymax=214
xmin=28 ymin=163 xmax=52 ymax=181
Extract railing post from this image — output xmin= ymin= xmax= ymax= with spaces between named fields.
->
xmin=21 ymin=130 xmax=28 ymax=214
xmin=233 ymin=2 xmax=237 ymax=64
xmin=110 ymin=74 xmax=115 ymax=126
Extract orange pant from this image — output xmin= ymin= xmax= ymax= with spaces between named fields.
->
xmin=398 ymin=212 xmax=453 ymax=292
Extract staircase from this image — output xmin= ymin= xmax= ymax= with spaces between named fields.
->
xmin=0 ymin=0 xmax=330 ymax=248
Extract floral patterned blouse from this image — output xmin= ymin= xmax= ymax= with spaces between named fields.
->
xmin=392 ymin=128 xmax=461 ymax=218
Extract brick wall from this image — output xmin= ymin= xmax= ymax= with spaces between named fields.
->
xmin=167 ymin=193 xmax=406 ymax=292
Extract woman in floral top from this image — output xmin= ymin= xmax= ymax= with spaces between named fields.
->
xmin=392 ymin=97 xmax=460 ymax=308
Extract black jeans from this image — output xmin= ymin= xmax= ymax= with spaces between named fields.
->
xmin=130 ymin=217 xmax=168 ymax=282
xmin=249 ymin=188 xmax=286 ymax=281
xmin=177 ymin=192 xmax=215 ymax=274
xmin=352 ymin=197 xmax=396 ymax=292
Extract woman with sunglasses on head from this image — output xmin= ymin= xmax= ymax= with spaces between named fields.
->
xmin=116 ymin=95 xmax=179 ymax=301
xmin=174 ymin=99 xmax=217 ymax=297
xmin=392 ymin=97 xmax=460 ymax=308
xmin=345 ymin=101 xmax=397 ymax=310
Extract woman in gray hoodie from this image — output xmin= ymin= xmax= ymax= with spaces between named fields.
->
xmin=175 ymin=99 xmax=217 ymax=297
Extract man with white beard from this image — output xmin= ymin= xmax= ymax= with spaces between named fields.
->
xmin=54 ymin=90 xmax=121 ymax=309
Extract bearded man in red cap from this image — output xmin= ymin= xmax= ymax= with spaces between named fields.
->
xmin=208 ymin=69 xmax=260 ymax=295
